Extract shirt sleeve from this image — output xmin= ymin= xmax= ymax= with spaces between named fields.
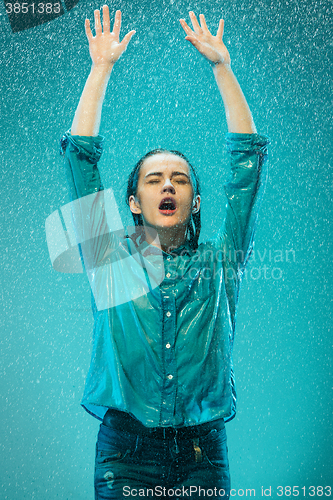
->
xmin=215 ymin=132 xmax=270 ymax=269
xmin=59 ymin=130 xmax=113 ymax=270
xmin=60 ymin=130 xmax=105 ymax=201
xmin=212 ymin=132 xmax=270 ymax=329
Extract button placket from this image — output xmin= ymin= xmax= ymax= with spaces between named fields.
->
xmin=160 ymin=290 xmax=177 ymax=425
xmin=164 ymin=254 xmax=176 ymax=282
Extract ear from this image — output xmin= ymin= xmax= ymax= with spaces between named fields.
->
xmin=129 ymin=195 xmax=142 ymax=214
xmin=192 ymin=195 xmax=201 ymax=214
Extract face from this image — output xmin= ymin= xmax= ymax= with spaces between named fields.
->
xmin=129 ymin=153 xmax=200 ymax=232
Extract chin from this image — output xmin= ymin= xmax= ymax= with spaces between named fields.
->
xmin=143 ymin=213 xmax=189 ymax=231
xmin=147 ymin=221 xmax=179 ymax=232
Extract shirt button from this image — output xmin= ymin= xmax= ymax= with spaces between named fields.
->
xmin=167 ymin=374 xmax=173 ymax=380
xmin=166 ymin=311 xmax=171 ymax=317
xmin=166 ymin=343 xmax=171 ymax=349
xmin=166 ymin=273 xmax=171 ymax=278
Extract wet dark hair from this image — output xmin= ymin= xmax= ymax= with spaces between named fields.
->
xmin=126 ymin=149 xmax=201 ymax=250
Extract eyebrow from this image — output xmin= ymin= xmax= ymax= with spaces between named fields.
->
xmin=144 ymin=171 xmax=190 ymax=180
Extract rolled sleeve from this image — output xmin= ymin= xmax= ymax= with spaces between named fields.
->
xmin=225 ymin=132 xmax=270 ymax=153
xmin=59 ymin=130 xmax=114 ymax=272
xmin=216 ymin=132 xmax=270 ymax=268
xmin=60 ymin=130 xmax=105 ymax=201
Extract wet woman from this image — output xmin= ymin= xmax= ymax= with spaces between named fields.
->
xmin=60 ymin=5 xmax=269 ymax=499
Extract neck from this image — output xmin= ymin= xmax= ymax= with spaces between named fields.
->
xmin=143 ymin=224 xmax=187 ymax=253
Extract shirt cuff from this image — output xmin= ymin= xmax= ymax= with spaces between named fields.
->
xmin=60 ymin=129 xmax=105 ymax=162
xmin=225 ymin=132 xmax=270 ymax=153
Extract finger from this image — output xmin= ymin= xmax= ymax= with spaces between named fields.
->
xmin=216 ymin=19 xmax=224 ymax=39
xmin=85 ymin=19 xmax=93 ymax=41
xmin=184 ymin=35 xmax=201 ymax=49
xmin=94 ymin=9 xmax=102 ymax=36
xmin=179 ymin=18 xmax=194 ymax=36
xmin=102 ymin=4 xmax=110 ymax=33
xmin=189 ymin=11 xmax=202 ymax=34
xmin=112 ymin=9 xmax=121 ymax=38
xmin=199 ymin=14 xmax=211 ymax=35
xmin=120 ymin=30 xmax=136 ymax=51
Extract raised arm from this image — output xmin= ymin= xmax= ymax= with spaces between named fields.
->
xmin=179 ymin=12 xmax=256 ymax=134
xmin=71 ymin=6 xmax=135 ymax=136
xmin=180 ymin=11 xmax=270 ymax=300
xmin=60 ymin=7 xmax=135 ymax=274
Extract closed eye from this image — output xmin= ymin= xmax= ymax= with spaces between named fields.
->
xmin=148 ymin=178 xmax=187 ymax=185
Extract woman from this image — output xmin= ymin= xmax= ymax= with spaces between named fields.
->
xmin=60 ymin=5 xmax=269 ymax=499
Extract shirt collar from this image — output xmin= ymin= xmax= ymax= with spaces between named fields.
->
xmin=163 ymin=241 xmax=194 ymax=258
xmin=127 ymin=228 xmax=195 ymax=258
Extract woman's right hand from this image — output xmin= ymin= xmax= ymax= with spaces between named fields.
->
xmin=85 ymin=6 xmax=136 ymax=67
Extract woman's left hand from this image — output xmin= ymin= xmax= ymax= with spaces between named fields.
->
xmin=179 ymin=12 xmax=231 ymax=66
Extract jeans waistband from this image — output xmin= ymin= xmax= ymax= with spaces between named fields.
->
xmin=102 ymin=408 xmax=225 ymax=439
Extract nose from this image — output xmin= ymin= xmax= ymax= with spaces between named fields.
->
xmin=162 ymin=178 xmax=175 ymax=194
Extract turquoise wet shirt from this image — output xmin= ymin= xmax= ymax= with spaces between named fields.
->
xmin=60 ymin=131 xmax=270 ymax=427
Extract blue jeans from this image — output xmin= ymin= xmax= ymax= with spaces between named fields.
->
xmin=94 ymin=413 xmax=230 ymax=499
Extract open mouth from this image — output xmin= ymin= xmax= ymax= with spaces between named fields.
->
xmin=159 ymin=197 xmax=177 ymax=215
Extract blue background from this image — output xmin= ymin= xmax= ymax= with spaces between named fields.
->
xmin=1 ymin=0 xmax=332 ymax=497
